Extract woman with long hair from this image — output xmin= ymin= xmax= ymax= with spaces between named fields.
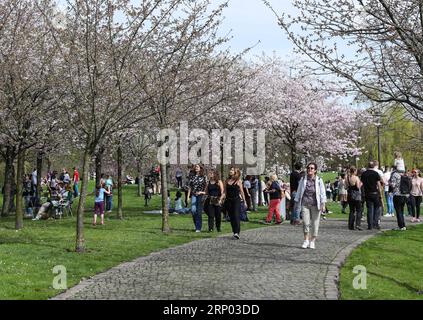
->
xmin=345 ymin=166 xmax=363 ymax=230
xmin=223 ymin=167 xmax=246 ymax=239
xmin=205 ymin=169 xmax=225 ymax=232
xmin=187 ymin=164 xmax=207 ymax=232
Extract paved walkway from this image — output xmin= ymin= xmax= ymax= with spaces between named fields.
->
xmin=54 ymin=217 xmax=401 ymax=300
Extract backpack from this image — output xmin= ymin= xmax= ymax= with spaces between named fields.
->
xmin=399 ymin=175 xmax=412 ymax=195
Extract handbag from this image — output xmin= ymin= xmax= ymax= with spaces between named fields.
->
xmin=209 ymin=195 xmax=221 ymax=206
xmin=348 ymin=188 xmax=361 ymax=201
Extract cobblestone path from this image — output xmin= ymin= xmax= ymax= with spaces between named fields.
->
xmin=54 ymin=218 xmax=400 ymax=300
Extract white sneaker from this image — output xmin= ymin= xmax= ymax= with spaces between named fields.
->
xmin=302 ymin=240 xmax=310 ymax=249
xmin=309 ymin=241 xmax=316 ymax=249
xmin=195 ymin=230 xmax=201 ymax=233
xmin=400 ymin=227 xmax=407 ymax=231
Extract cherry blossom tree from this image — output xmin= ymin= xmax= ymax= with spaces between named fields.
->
xmin=253 ymin=56 xmax=366 ymax=169
xmin=0 ymin=0 xmax=59 ymax=228
xmin=265 ymin=0 xmax=423 ymax=121
xmin=47 ymin=0 xmax=185 ymax=252
xmin=133 ymin=0 xmax=249 ymax=233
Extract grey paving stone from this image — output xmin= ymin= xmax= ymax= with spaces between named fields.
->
xmin=53 ymin=217 xmax=401 ymax=300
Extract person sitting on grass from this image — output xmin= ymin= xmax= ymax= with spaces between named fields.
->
xmin=170 ymin=191 xmax=191 ymax=214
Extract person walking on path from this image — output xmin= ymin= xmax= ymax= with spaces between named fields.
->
xmin=260 ymin=177 xmax=267 ymax=206
xmin=187 ymin=164 xmax=207 ymax=233
xmin=338 ymin=173 xmax=348 ymax=214
xmin=361 ymin=161 xmax=383 ymax=230
xmin=250 ymin=176 xmax=258 ymax=212
xmin=264 ymin=174 xmax=283 ymax=225
xmin=410 ymin=169 xmax=423 ymax=223
xmin=205 ymin=169 xmax=224 ymax=232
xmin=223 ymin=167 xmax=246 ymax=240
xmin=289 ymin=163 xmax=303 ymax=225
xmin=345 ymin=166 xmax=363 ymax=231
xmin=243 ymin=176 xmax=252 ymax=211
xmin=294 ymin=162 xmax=327 ymax=249
xmin=389 ymin=165 xmax=411 ymax=230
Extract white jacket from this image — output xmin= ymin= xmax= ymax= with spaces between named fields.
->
xmin=294 ymin=175 xmax=327 ymax=210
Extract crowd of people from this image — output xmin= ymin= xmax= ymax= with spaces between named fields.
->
xmin=166 ymin=150 xmax=422 ymax=249
xmin=14 ymin=149 xmax=421 ymax=249
xmin=28 ymin=167 xmax=80 ymax=220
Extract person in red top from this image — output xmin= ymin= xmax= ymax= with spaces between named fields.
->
xmin=73 ymin=167 xmax=80 ymax=197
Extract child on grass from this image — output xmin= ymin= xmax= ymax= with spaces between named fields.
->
xmin=92 ymin=184 xmax=110 ymax=226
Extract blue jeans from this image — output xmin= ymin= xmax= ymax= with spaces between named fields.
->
xmin=384 ymin=191 xmax=393 ymax=214
xmin=73 ymin=183 xmax=79 ymax=197
xmin=366 ymin=195 xmax=381 ymax=229
xmin=290 ymin=191 xmax=301 ymax=221
xmin=191 ymin=195 xmax=203 ymax=231
xmin=106 ymin=195 xmax=113 ymax=211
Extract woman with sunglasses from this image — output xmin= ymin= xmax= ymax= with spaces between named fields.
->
xmin=223 ymin=167 xmax=247 ymax=239
xmin=294 ymin=162 xmax=327 ymax=249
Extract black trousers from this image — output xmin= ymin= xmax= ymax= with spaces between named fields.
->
xmin=226 ymin=198 xmax=241 ymax=234
xmin=176 ymin=176 xmax=182 ymax=188
xmin=348 ymin=199 xmax=362 ymax=229
xmin=393 ymin=195 xmax=407 ymax=229
xmin=409 ymin=195 xmax=422 ymax=219
xmin=208 ymin=204 xmax=222 ymax=231
xmin=244 ymin=188 xmax=251 ymax=210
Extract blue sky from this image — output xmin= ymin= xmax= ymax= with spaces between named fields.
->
xmin=56 ymin=0 xmax=296 ymax=60
xmin=219 ymin=0 xmax=296 ymax=59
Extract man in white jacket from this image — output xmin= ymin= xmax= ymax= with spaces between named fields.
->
xmin=294 ymin=162 xmax=327 ymax=249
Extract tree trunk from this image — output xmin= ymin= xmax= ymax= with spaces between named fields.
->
xmin=76 ymin=149 xmax=91 ymax=253
xmin=47 ymin=156 xmax=52 ymax=175
xmin=291 ymin=147 xmax=297 ymax=172
xmin=117 ymin=145 xmax=123 ymax=220
xmin=166 ymin=163 xmax=171 ymax=191
xmin=95 ymin=146 xmax=104 ymax=186
xmin=1 ymin=147 xmax=15 ymax=217
xmin=15 ymin=149 xmax=25 ymax=230
xmin=137 ymin=160 xmax=142 ymax=197
xmin=220 ymin=141 xmax=224 ymax=181
xmin=36 ymin=152 xmax=43 ymax=199
xmin=161 ymin=162 xmax=170 ymax=233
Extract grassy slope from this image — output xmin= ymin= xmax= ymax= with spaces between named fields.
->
xmin=339 ymin=224 xmax=423 ymax=300
xmin=0 ymin=183 xmax=271 ymax=299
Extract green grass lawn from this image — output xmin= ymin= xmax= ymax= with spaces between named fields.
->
xmin=1 ymin=179 xmax=420 ymax=300
xmin=0 ymin=183 xmax=272 ymax=300
xmin=339 ymin=224 xmax=423 ymax=300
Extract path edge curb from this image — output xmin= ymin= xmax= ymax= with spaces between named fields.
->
xmin=324 ymin=231 xmax=380 ymax=300
xmin=50 ymin=229 xmax=258 ymax=300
